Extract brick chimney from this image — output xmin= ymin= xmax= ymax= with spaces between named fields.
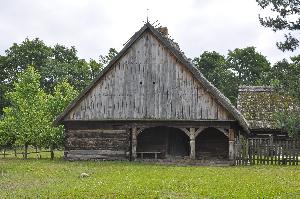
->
xmin=157 ymin=27 xmax=168 ymax=36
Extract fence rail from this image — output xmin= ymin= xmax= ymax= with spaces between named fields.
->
xmin=0 ymin=147 xmax=63 ymax=159
xmin=235 ymin=138 xmax=300 ymax=165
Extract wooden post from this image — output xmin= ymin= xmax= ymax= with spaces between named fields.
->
xmin=132 ymin=127 xmax=137 ymax=160
xmin=24 ymin=143 xmax=28 ymax=159
xmin=189 ymin=128 xmax=196 ymax=160
xmin=228 ymin=129 xmax=235 ymax=160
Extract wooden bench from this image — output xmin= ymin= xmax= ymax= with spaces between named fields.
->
xmin=137 ymin=152 xmax=162 ymax=159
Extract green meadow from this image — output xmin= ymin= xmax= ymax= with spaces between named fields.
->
xmin=1 ymin=158 xmax=300 ymax=198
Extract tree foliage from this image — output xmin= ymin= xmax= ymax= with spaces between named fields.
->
xmin=270 ymin=56 xmax=300 ymax=137
xmin=1 ymin=66 xmax=49 ymax=157
xmin=99 ymin=48 xmax=118 ymax=66
xmin=257 ymin=0 xmax=300 ymax=51
xmin=256 ymin=0 xmax=300 ymax=136
xmin=271 ymin=56 xmax=300 ymax=100
xmin=226 ymin=46 xmax=271 ymax=86
xmin=194 ymin=47 xmax=271 ymax=105
xmin=275 ymin=109 xmax=300 ymax=138
xmin=42 ymin=80 xmax=77 ymax=159
xmin=0 ymin=67 xmax=77 ymax=158
xmin=193 ymin=51 xmax=237 ymax=103
xmin=0 ymin=38 xmax=117 ymax=115
xmin=0 ymin=38 xmax=119 ymax=155
xmin=0 ymin=108 xmax=16 ymax=149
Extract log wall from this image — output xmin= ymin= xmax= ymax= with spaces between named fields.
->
xmin=65 ymin=129 xmax=129 ymax=160
xmin=66 ymin=31 xmax=233 ymax=121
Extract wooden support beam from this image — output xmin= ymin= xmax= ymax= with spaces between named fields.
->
xmin=132 ymin=127 xmax=137 ymax=160
xmin=228 ymin=129 xmax=235 ymax=160
xmin=190 ymin=128 xmax=196 ymax=160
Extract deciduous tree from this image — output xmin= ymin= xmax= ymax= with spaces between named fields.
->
xmin=270 ymin=56 xmax=300 ymax=137
xmin=193 ymin=51 xmax=237 ymax=103
xmin=43 ymin=81 xmax=77 ymax=159
xmin=99 ymin=48 xmax=118 ymax=66
xmin=226 ymin=47 xmax=271 ymax=86
xmin=3 ymin=66 xmax=48 ymax=158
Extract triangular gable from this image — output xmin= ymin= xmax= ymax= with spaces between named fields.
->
xmin=54 ymin=23 xmax=249 ymax=134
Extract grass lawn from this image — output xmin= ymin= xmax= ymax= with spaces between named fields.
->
xmin=1 ymin=159 xmax=300 ymax=198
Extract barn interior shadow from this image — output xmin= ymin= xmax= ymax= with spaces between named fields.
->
xmin=195 ymin=127 xmax=229 ymax=160
xmin=136 ymin=126 xmax=190 ymax=159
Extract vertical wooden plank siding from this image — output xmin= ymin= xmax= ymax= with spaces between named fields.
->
xmin=66 ymin=32 xmax=233 ymax=121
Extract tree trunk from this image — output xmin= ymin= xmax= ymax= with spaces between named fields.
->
xmin=35 ymin=146 xmax=39 ymax=159
xmin=14 ymin=148 xmax=17 ymax=157
xmin=50 ymin=146 xmax=54 ymax=160
xmin=24 ymin=143 xmax=28 ymax=159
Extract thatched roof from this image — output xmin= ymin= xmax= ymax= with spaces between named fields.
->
xmin=237 ymin=86 xmax=297 ymax=130
xmin=54 ymin=22 xmax=249 ymax=134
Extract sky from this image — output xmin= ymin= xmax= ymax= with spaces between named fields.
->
xmin=0 ymin=0 xmax=299 ymax=64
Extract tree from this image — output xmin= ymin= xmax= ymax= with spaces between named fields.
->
xmin=0 ymin=108 xmax=17 ymax=150
xmin=99 ymin=48 xmax=118 ymax=66
xmin=89 ymin=59 xmax=104 ymax=80
xmin=40 ymin=58 xmax=91 ymax=93
xmin=194 ymin=48 xmax=271 ymax=104
xmin=0 ymin=55 xmax=10 ymax=115
xmin=89 ymin=48 xmax=118 ymax=79
xmin=0 ymin=38 xmax=52 ymax=115
xmin=0 ymin=38 xmax=120 ymax=132
xmin=256 ymin=0 xmax=300 ymax=51
xmin=270 ymin=56 xmax=300 ymax=100
xmin=40 ymin=44 xmax=92 ymax=93
xmin=226 ymin=47 xmax=271 ymax=86
xmin=193 ymin=51 xmax=237 ymax=103
xmin=0 ymin=67 xmax=78 ymax=159
xmin=0 ymin=38 xmax=119 ymax=114
xmin=0 ymin=38 xmax=52 ymax=114
xmin=3 ymin=66 xmax=49 ymax=158
xmin=4 ymin=38 xmax=52 ymax=81
xmin=42 ymin=80 xmax=77 ymax=159
xmin=270 ymin=56 xmax=300 ymax=137
xmin=0 ymin=38 xmax=89 ymax=114
xmin=275 ymin=109 xmax=300 ymax=138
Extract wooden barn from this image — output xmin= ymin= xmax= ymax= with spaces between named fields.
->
xmin=54 ymin=23 xmax=249 ymax=162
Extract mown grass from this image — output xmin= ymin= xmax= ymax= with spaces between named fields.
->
xmin=1 ymin=159 xmax=300 ymax=198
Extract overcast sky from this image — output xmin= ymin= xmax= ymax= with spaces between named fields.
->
xmin=0 ymin=0 xmax=299 ymax=64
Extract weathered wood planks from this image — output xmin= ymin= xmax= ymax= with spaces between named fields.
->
xmin=66 ymin=31 xmax=232 ymax=121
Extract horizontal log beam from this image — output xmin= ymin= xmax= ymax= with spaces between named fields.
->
xmin=64 ymin=120 xmax=236 ymax=130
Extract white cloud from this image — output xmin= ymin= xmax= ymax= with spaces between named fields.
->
xmin=0 ymin=0 xmax=299 ymax=63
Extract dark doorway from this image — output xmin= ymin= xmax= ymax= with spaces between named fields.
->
xmin=137 ymin=126 xmax=190 ymax=159
xmin=195 ymin=128 xmax=228 ymax=159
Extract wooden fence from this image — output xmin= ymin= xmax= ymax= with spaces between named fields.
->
xmin=235 ymin=137 xmax=300 ymax=165
xmin=0 ymin=147 xmax=63 ymax=159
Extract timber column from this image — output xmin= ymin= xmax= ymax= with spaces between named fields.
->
xmin=228 ymin=129 xmax=235 ymax=160
xmin=189 ymin=128 xmax=196 ymax=160
xmin=132 ymin=127 xmax=137 ymax=160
